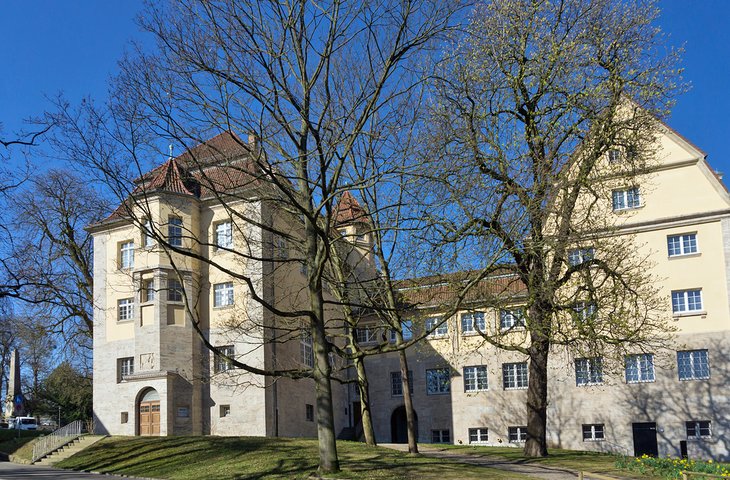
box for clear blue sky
[1,0,729,174]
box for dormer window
[608,149,621,163]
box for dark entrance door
[390,406,418,443]
[632,422,658,457]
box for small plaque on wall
[177,407,190,418]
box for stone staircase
[34,435,106,466]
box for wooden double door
[139,400,160,436]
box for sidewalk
[380,444,629,480]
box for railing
[31,420,84,463]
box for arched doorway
[390,406,418,443]
[138,388,160,436]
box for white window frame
[213,345,235,373]
[500,309,525,330]
[582,424,605,441]
[118,298,134,322]
[143,219,154,248]
[672,289,703,314]
[120,241,134,270]
[215,221,233,250]
[463,366,488,392]
[119,357,134,379]
[573,302,597,323]
[677,349,710,380]
[575,357,603,386]
[142,279,155,303]
[508,426,528,443]
[468,427,488,444]
[426,368,450,395]
[686,420,711,439]
[612,187,641,211]
[461,312,485,335]
[168,217,183,247]
[607,149,621,163]
[567,247,594,267]
[213,282,234,308]
[625,353,655,383]
[502,362,528,390]
[667,233,698,257]
[425,317,448,338]
[355,326,378,344]
[300,329,314,368]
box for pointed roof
[334,191,370,226]
[145,157,198,196]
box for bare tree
[428,0,681,457]
[50,0,459,473]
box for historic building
[90,124,730,460]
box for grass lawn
[442,445,662,479]
[55,436,532,480]
[0,429,44,462]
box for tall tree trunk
[398,346,418,453]
[524,334,550,457]
[354,356,376,445]
[311,317,340,473]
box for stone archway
[137,388,160,436]
[390,406,418,443]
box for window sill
[626,379,656,384]
[613,205,644,213]
[213,304,235,310]
[465,389,488,393]
[679,376,710,381]
[427,335,449,340]
[668,252,701,259]
[117,319,134,324]
[687,437,712,441]
[583,438,605,442]
[462,331,485,337]
[426,391,451,396]
[673,311,706,318]
[503,387,528,391]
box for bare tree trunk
[398,345,418,453]
[311,317,340,473]
[524,334,549,457]
[354,356,376,445]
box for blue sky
[1,0,729,175]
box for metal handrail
[31,420,84,463]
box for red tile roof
[334,191,370,226]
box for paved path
[0,462,154,480]
[380,444,626,480]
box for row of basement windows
[117,280,234,322]
[118,219,233,270]
[384,350,709,396]
[460,420,712,445]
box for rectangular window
[301,329,314,368]
[390,371,414,396]
[305,404,314,422]
[168,217,183,247]
[612,187,641,211]
[215,221,233,249]
[573,302,597,324]
[568,247,594,266]
[464,366,488,392]
[118,357,134,381]
[608,149,621,163]
[582,424,605,441]
[213,345,234,373]
[508,426,528,443]
[118,298,134,322]
[120,241,134,269]
[667,233,698,257]
[431,429,450,443]
[121,412,129,424]
[500,309,525,330]
[143,219,154,248]
[425,317,448,337]
[167,278,183,302]
[575,358,603,386]
[389,320,414,342]
[672,289,703,314]
[213,282,234,307]
[502,362,528,389]
[220,405,231,417]
[274,235,288,260]
[625,353,655,383]
[468,428,488,444]
[142,279,155,303]
[426,368,450,395]
[677,350,710,380]
[461,312,485,334]
[355,326,379,344]
[686,420,711,439]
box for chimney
[248,133,260,153]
